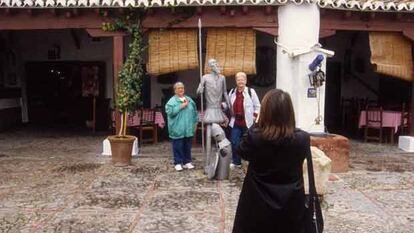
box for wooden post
[92,96,96,133]
[410,81,414,136]
[408,40,414,136]
[113,35,124,134]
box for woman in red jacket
[232,89,309,233]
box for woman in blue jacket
[165,82,198,171]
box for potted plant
[103,11,145,166]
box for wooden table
[359,110,405,144]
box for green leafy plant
[102,10,145,137]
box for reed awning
[204,28,256,77]
[369,32,413,81]
[147,29,198,76]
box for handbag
[305,149,324,233]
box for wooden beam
[403,29,414,41]
[102,9,109,17]
[86,28,127,37]
[65,11,72,18]
[320,11,414,32]
[360,12,370,22]
[72,9,79,16]
[3,8,414,35]
[70,29,81,49]
[113,35,124,134]
[0,12,106,30]
[265,6,272,15]
[196,7,202,15]
[320,29,336,38]
[49,8,58,16]
[147,8,155,15]
[394,13,403,21]
[143,7,278,28]
[254,27,277,36]
[220,6,226,15]
[343,11,352,19]
[242,6,248,15]
[230,9,236,17]
[410,81,414,136]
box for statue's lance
[198,18,205,156]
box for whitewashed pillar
[277,3,326,133]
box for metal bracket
[274,38,335,58]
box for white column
[277,3,326,133]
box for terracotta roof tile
[0,0,413,12]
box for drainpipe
[276,3,333,133]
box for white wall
[277,3,325,133]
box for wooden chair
[138,108,158,145]
[399,103,410,135]
[364,105,383,143]
[340,98,353,131]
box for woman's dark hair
[257,89,296,140]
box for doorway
[26,61,109,129]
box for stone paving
[0,127,413,233]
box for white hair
[235,72,247,80]
[173,82,184,90]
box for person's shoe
[183,163,195,169]
[230,163,242,169]
[174,164,183,171]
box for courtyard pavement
[0,127,413,233]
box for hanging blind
[147,29,198,75]
[204,28,256,77]
[369,32,413,81]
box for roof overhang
[0,0,413,13]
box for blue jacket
[165,95,198,139]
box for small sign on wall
[307,88,317,98]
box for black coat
[232,127,310,233]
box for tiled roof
[0,0,413,12]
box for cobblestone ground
[0,127,413,233]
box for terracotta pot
[107,135,136,167]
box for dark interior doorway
[26,61,110,130]
[325,61,342,134]
[378,74,412,107]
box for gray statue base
[206,151,219,179]
[204,123,232,180]
[215,149,232,180]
